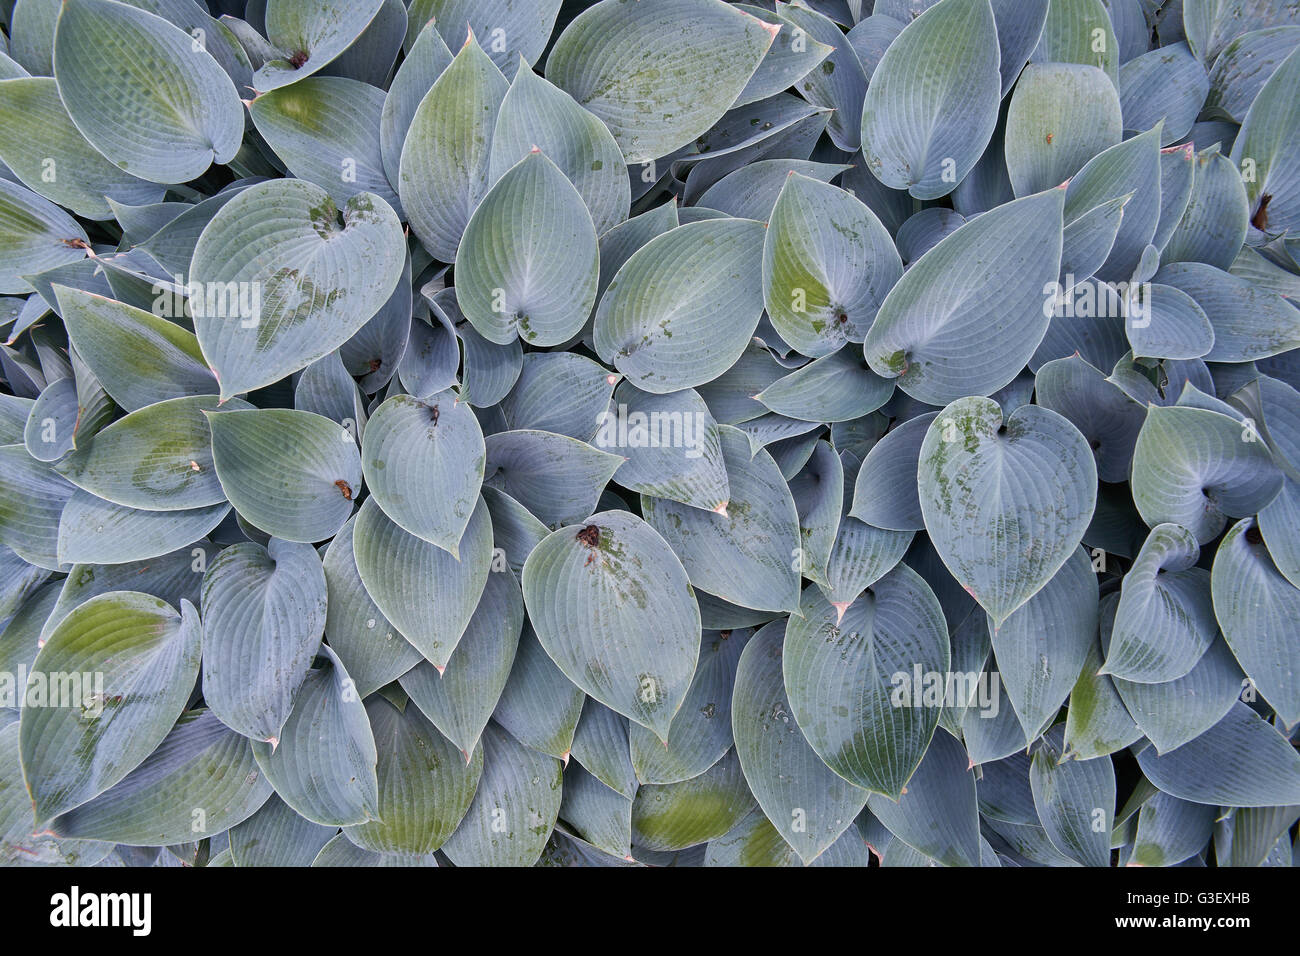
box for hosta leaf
[1162,147,1249,270]
[254,0,385,91]
[312,833,437,867]
[1118,43,1208,143]
[54,396,240,512]
[441,722,563,867]
[1154,142,1196,250]
[1136,702,1300,806]
[0,77,163,219]
[1029,728,1114,867]
[481,485,548,575]
[1129,404,1282,544]
[697,159,850,221]
[1155,262,1300,364]
[822,453,914,607]
[1205,25,1300,123]
[630,628,748,785]
[1184,0,1300,63]
[352,495,492,669]
[320,517,421,699]
[1229,38,1300,236]
[642,426,801,615]
[629,748,754,852]
[1129,792,1217,867]
[1005,64,1122,197]
[734,5,834,108]
[56,493,229,566]
[1104,523,1216,683]
[777,2,867,151]
[546,0,775,164]
[200,538,325,743]
[190,180,405,399]
[1030,0,1119,86]
[489,61,629,236]
[1112,630,1244,756]
[484,429,622,528]
[762,173,902,359]
[399,35,508,263]
[249,77,401,215]
[1,722,114,866]
[523,510,700,741]
[228,793,336,867]
[858,0,1000,199]
[850,412,938,532]
[570,701,637,801]
[379,18,452,188]
[500,353,616,443]
[863,188,1065,405]
[783,569,949,798]
[867,729,980,867]
[455,150,598,347]
[206,408,361,543]
[598,382,733,515]
[400,568,524,759]
[405,0,562,78]
[594,219,766,394]
[0,181,88,294]
[1062,637,1143,760]
[1033,355,1143,482]
[1211,518,1300,727]
[53,0,242,184]
[49,709,271,844]
[559,762,633,859]
[492,623,584,760]
[917,397,1097,624]
[250,645,378,827]
[991,547,1098,741]
[731,620,868,864]
[1063,126,1162,283]
[0,445,76,570]
[20,591,201,822]
[343,696,484,854]
[361,392,484,554]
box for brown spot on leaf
[1252,193,1272,231]
[1245,525,1264,546]
[288,50,310,68]
[335,479,353,500]
[576,524,601,548]
[1045,133,1053,144]
[367,358,382,373]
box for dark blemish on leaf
[835,310,848,324]
[719,630,731,640]
[1245,525,1264,545]
[1252,194,1272,231]
[1045,133,1053,144]
[288,50,310,68]
[576,524,601,548]
[821,60,835,75]
[367,358,382,373]
[335,480,353,500]
[1090,438,1101,451]
[429,404,440,426]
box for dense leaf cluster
[1,0,1299,868]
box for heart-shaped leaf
[522,510,701,741]
[918,397,1097,624]
[190,179,406,399]
[20,590,201,823]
